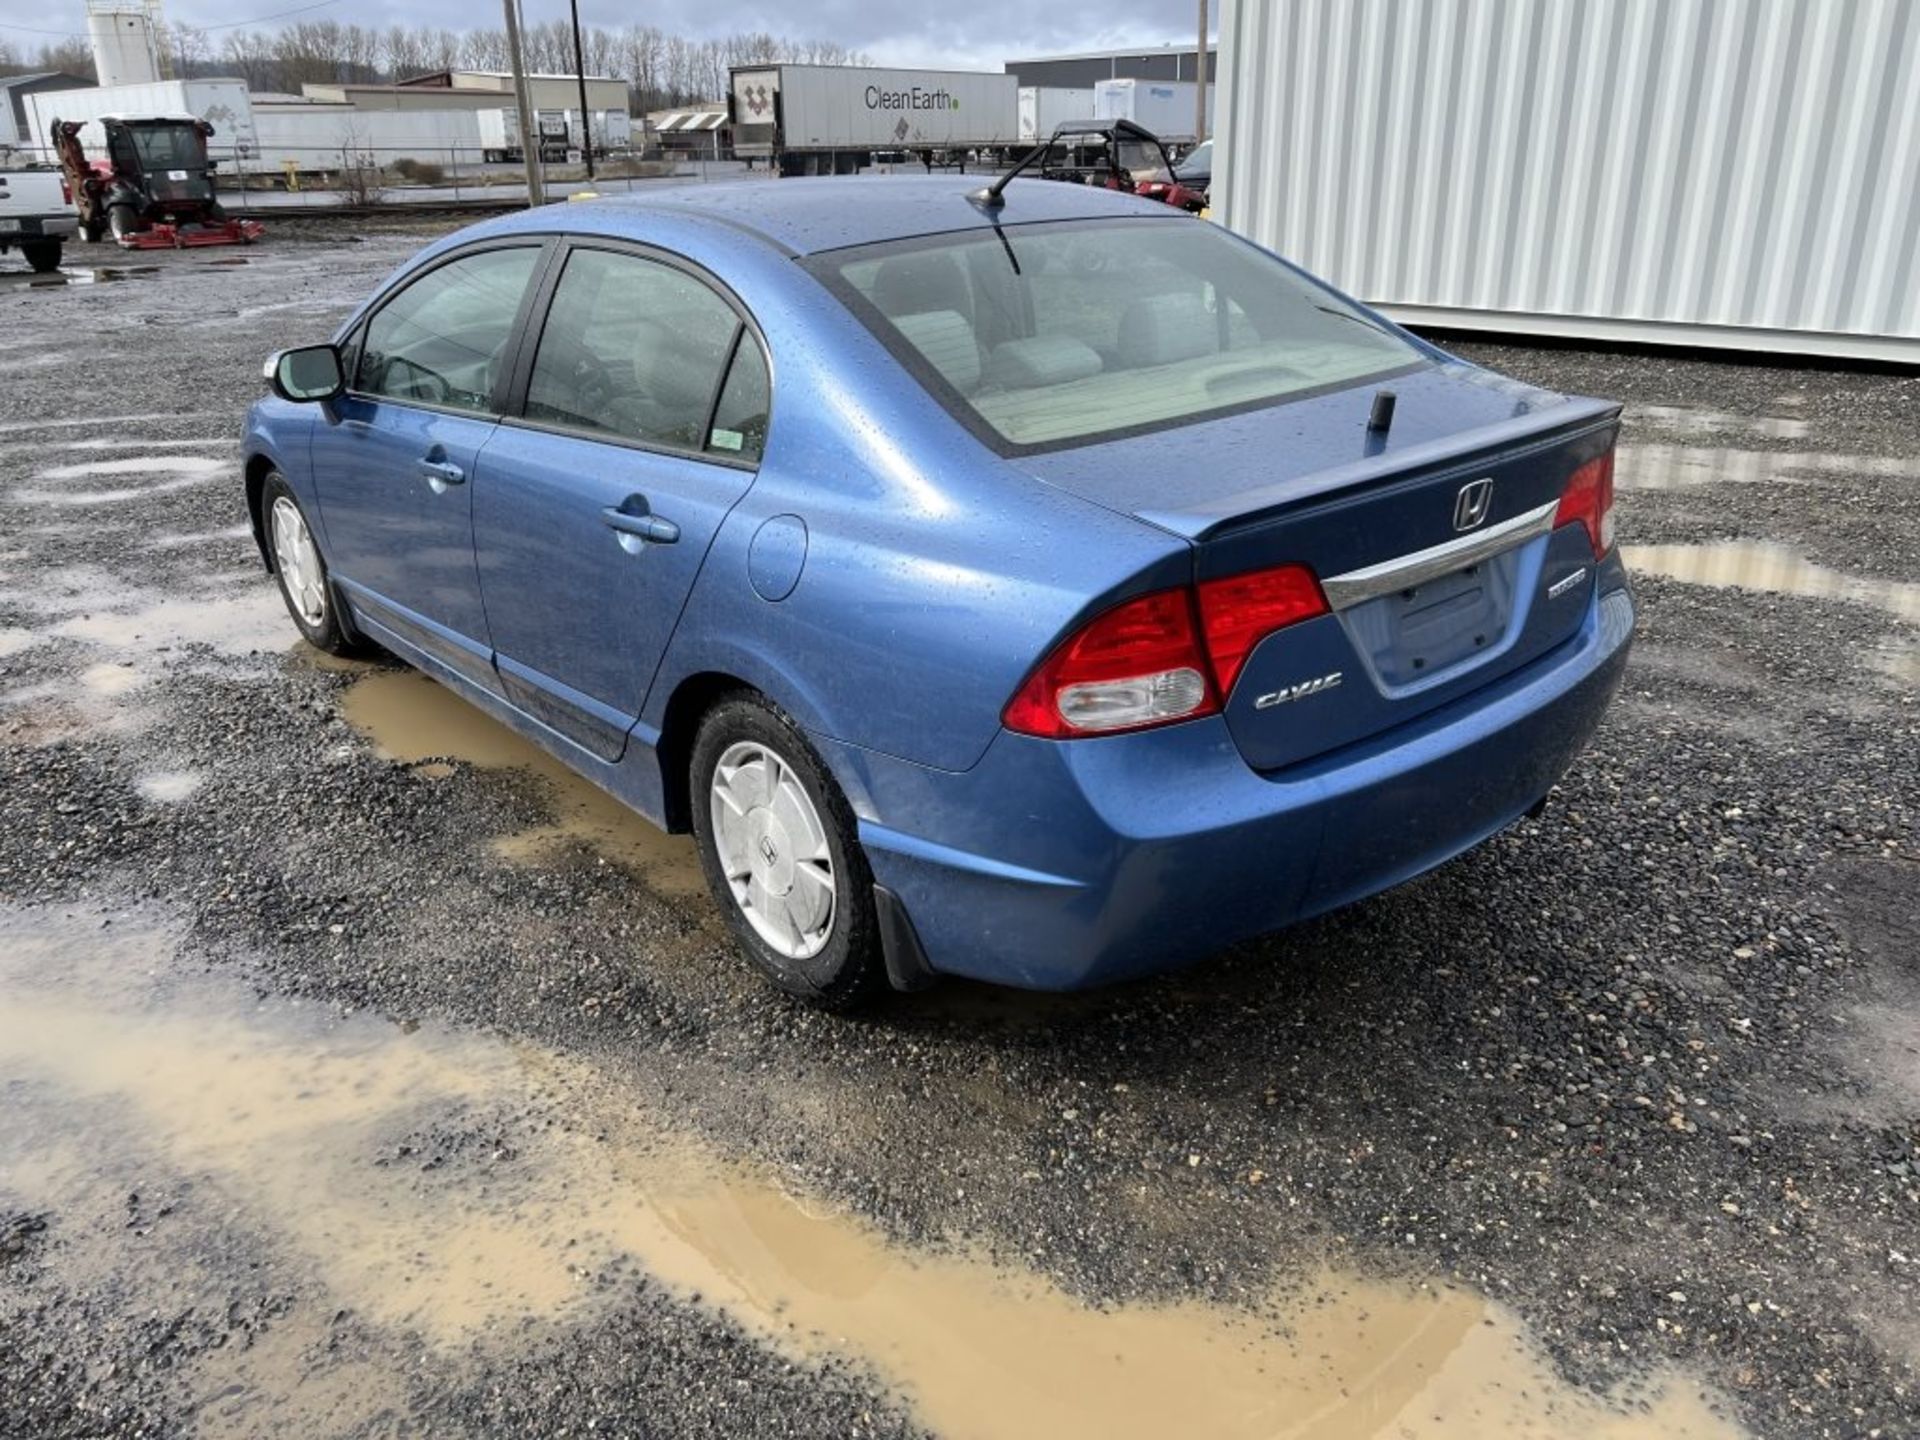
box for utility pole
[502,0,545,206]
[1195,0,1209,143]
[569,0,595,180]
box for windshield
[808,218,1422,451]
[127,125,206,171]
[1178,140,1211,177]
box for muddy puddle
[136,767,205,802]
[1624,404,1810,440]
[50,586,290,656]
[0,409,224,436]
[11,453,232,506]
[1624,541,1920,624]
[0,263,159,289]
[1614,443,1920,491]
[342,668,705,896]
[0,905,1744,1439]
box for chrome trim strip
[1320,499,1561,611]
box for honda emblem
[1453,478,1494,532]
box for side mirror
[264,344,344,403]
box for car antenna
[1367,389,1397,434]
[970,139,1047,210]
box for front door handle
[418,457,465,493]
[601,504,680,547]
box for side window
[525,248,741,453]
[355,246,539,413]
[706,337,770,463]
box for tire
[21,240,61,273]
[108,204,139,241]
[691,694,885,1009]
[261,473,363,656]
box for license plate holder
[1343,552,1521,688]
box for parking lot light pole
[1195,0,1209,143]
[503,0,546,206]
[570,0,595,180]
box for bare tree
[167,23,212,78]
[34,38,98,80]
[383,25,426,80]
[68,20,868,103]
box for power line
[1,0,340,41]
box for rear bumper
[829,576,1634,991]
[0,216,76,240]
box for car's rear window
[806,218,1423,452]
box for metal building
[1215,0,1920,363]
[1005,44,1215,89]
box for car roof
[514,174,1182,257]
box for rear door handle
[418,457,465,491]
[601,505,680,547]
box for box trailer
[730,64,1018,174]
[1214,0,1920,363]
[561,109,632,157]
[1018,86,1095,142]
[245,103,481,177]
[27,80,257,165]
[1090,79,1211,144]
[477,107,571,164]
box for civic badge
[1453,478,1494,532]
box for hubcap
[709,740,835,962]
[270,494,327,629]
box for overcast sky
[2,0,1215,71]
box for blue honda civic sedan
[244,175,1632,1006]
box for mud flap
[875,884,938,992]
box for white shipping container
[27,80,257,163]
[1214,0,1920,363]
[1090,79,1211,142]
[730,65,1018,154]
[1018,86,1095,142]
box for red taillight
[1556,450,1616,558]
[60,178,73,205]
[1002,587,1218,738]
[1004,563,1331,739]
[1196,564,1328,696]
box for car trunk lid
[1015,364,1620,770]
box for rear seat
[1116,292,1218,369]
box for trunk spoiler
[1134,396,1621,542]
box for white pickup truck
[0,165,79,274]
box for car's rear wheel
[21,240,61,274]
[263,473,362,656]
[691,694,884,1009]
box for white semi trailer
[1017,86,1095,143]
[1090,78,1212,145]
[246,103,483,178]
[26,79,257,164]
[478,107,573,164]
[729,64,1018,175]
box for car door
[472,242,769,761]
[312,241,546,689]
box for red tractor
[1033,119,1208,211]
[51,114,263,250]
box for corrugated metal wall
[1215,0,1920,360]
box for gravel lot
[0,221,1914,1439]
